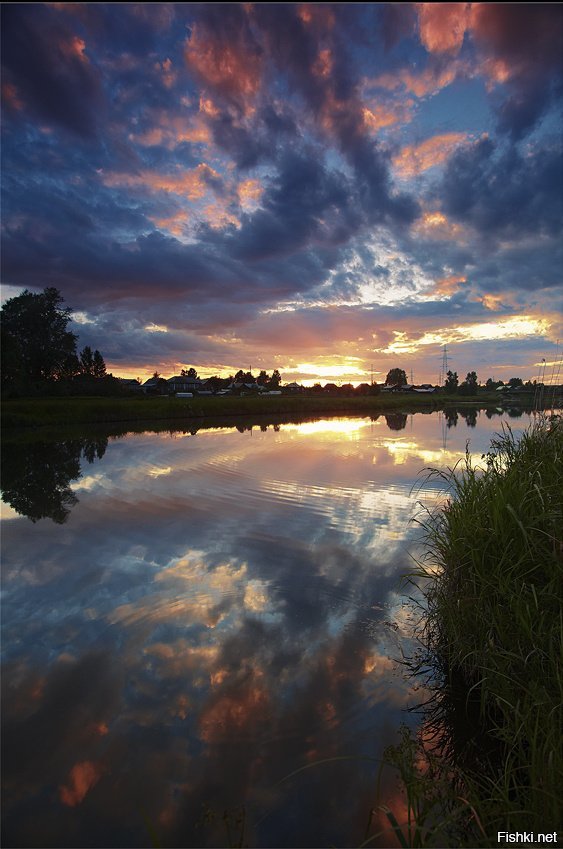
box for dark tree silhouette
[459,371,479,395]
[444,370,459,392]
[385,368,407,386]
[385,412,408,430]
[1,287,78,387]
[0,436,107,523]
[92,350,107,378]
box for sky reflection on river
[0,409,541,847]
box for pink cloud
[417,3,471,55]
[185,20,262,104]
[369,61,463,99]
[393,132,469,177]
[59,761,102,807]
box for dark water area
[0,408,544,848]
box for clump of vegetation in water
[384,416,562,846]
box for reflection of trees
[444,410,458,428]
[1,436,107,523]
[460,408,478,427]
[385,413,408,431]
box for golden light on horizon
[144,323,168,333]
[381,315,550,356]
[295,361,366,379]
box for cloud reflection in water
[0,411,539,847]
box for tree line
[386,367,533,394]
[2,287,536,398]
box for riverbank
[388,416,562,846]
[0,391,533,429]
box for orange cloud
[480,293,504,311]
[413,209,467,241]
[201,201,240,230]
[417,3,471,55]
[199,95,220,118]
[103,162,220,199]
[362,103,406,132]
[155,57,176,89]
[59,34,89,62]
[370,62,462,99]
[238,178,264,211]
[2,82,24,111]
[432,275,467,297]
[185,22,262,103]
[130,112,211,149]
[59,761,102,807]
[297,4,336,30]
[313,48,333,79]
[150,210,191,237]
[393,132,468,177]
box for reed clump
[407,415,562,842]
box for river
[0,407,541,848]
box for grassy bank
[0,391,524,429]
[388,416,562,846]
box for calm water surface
[0,409,539,848]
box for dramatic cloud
[1,3,561,383]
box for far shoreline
[1,390,550,432]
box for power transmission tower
[438,345,449,386]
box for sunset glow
[1,3,561,384]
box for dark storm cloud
[468,241,563,295]
[471,3,563,139]
[442,138,563,239]
[377,3,417,52]
[231,148,355,260]
[250,4,419,225]
[1,5,104,138]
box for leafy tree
[257,370,268,385]
[269,369,281,388]
[444,370,459,392]
[385,368,407,386]
[459,371,479,396]
[1,287,78,386]
[507,377,523,388]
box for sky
[1,3,562,385]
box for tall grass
[400,415,562,843]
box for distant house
[142,376,168,395]
[284,382,303,392]
[228,381,262,392]
[412,385,437,394]
[167,375,204,394]
[117,378,142,393]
